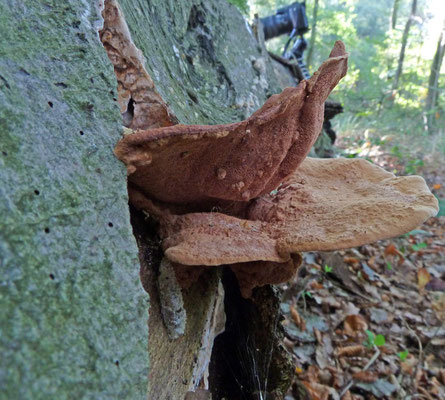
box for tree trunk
[306,0,320,70]
[425,18,445,131]
[0,1,148,398]
[390,0,401,30]
[2,0,303,398]
[393,0,417,90]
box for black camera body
[260,2,309,41]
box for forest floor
[282,136,445,400]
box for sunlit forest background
[230,0,445,171]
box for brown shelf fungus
[115,41,439,298]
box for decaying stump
[102,1,438,399]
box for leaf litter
[281,149,445,400]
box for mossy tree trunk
[0,1,148,399]
[1,0,313,398]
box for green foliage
[227,0,249,14]
[364,330,386,348]
[251,0,445,156]
[398,350,409,361]
[411,242,427,251]
[324,264,333,273]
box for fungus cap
[115,42,348,205]
[160,157,438,265]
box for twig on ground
[339,346,381,397]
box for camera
[260,2,309,41]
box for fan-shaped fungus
[115,41,438,298]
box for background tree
[306,0,320,70]
[393,0,418,90]
[425,18,445,131]
[390,0,401,30]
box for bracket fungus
[115,41,438,298]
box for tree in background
[242,0,444,150]
[425,18,445,131]
[393,0,418,90]
[306,0,320,70]
[390,0,401,30]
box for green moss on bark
[0,1,148,399]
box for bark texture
[0,1,148,399]
[105,0,294,398]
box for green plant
[411,242,427,251]
[324,264,333,273]
[397,350,409,361]
[386,261,393,271]
[404,158,424,175]
[364,330,386,349]
[227,0,249,14]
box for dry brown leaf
[310,281,324,290]
[317,369,332,385]
[384,242,406,265]
[367,256,377,269]
[341,390,353,400]
[384,243,398,256]
[326,366,345,389]
[401,354,418,375]
[432,293,445,322]
[418,385,434,400]
[337,345,365,357]
[344,256,360,265]
[290,305,306,331]
[417,267,431,291]
[344,314,368,335]
[429,377,441,396]
[439,369,445,385]
[314,327,322,345]
[300,381,324,400]
[301,381,332,400]
[352,371,378,383]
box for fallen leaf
[337,345,365,357]
[384,243,405,264]
[384,243,398,256]
[290,305,306,331]
[356,378,397,397]
[301,381,335,400]
[432,293,445,321]
[369,308,390,324]
[439,369,445,385]
[360,262,378,281]
[401,354,418,375]
[417,267,431,291]
[344,314,368,335]
[343,256,360,265]
[426,277,445,292]
[310,281,324,290]
[352,371,378,383]
[341,391,352,400]
[433,183,442,190]
[293,345,315,364]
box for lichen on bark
[0,1,148,398]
